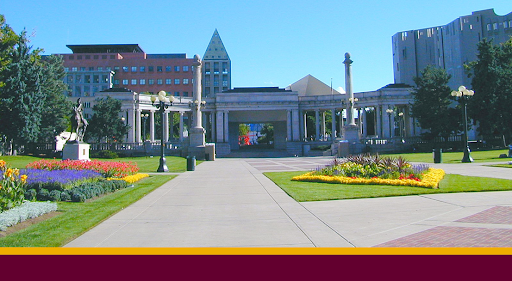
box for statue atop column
[343,52,360,142]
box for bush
[49,190,61,202]
[60,190,71,202]
[0,162,27,212]
[71,192,86,203]
[37,189,50,201]
[24,189,37,201]
[91,150,119,159]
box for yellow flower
[20,174,28,183]
[292,168,445,189]
[5,168,13,178]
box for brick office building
[59,44,195,99]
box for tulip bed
[292,154,445,189]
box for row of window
[115,78,190,86]
[486,20,512,31]
[67,74,110,84]
[65,65,192,72]
[68,55,116,60]
[122,65,190,73]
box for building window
[493,23,498,30]
[93,75,99,83]
[77,55,82,60]
[131,79,137,85]
[157,79,163,85]
[80,67,86,71]
[132,66,137,72]
[174,92,180,96]
[102,55,107,59]
[166,79,172,85]
[148,66,154,72]
[84,75,91,83]
[69,55,74,60]
[98,67,103,71]
[165,66,171,72]
[149,79,154,85]
[174,66,180,72]
[183,66,189,72]
[85,55,90,59]
[88,67,94,71]
[114,79,119,85]
[487,24,492,31]
[140,79,146,85]
[71,67,77,72]
[122,79,128,85]
[140,66,145,72]
[123,66,129,72]
[183,79,189,85]
[183,92,189,97]
[157,66,163,72]
[174,79,180,85]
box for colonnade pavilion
[89,74,420,157]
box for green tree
[38,55,72,142]
[0,32,45,153]
[0,15,19,83]
[86,96,130,143]
[257,123,274,145]
[466,38,512,143]
[411,65,461,140]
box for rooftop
[222,87,292,93]
[66,44,145,54]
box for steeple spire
[204,29,229,60]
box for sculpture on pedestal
[70,98,88,142]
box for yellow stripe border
[1,247,512,255]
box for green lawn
[264,171,512,202]
[0,174,174,247]
[0,155,200,173]
[382,149,509,163]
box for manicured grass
[264,171,512,202]
[489,164,512,168]
[0,175,174,247]
[382,149,509,163]
[0,155,199,173]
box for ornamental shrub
[60,190,71,202]
[24,189,37,201]
[71,192,86,203]
[37,189,50,201]
[49,190,61,202]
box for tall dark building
[202,29,231,97]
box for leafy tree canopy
[86,96,130,143]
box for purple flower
[20,169,102,185]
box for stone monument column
[189,54,206,148]
[343,52,360,142]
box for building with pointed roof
[286,74,345,96]
[202,29,231,97]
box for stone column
[179,112,184,143]
[331,108,336,141]
[390,107,395,138]
[216,111,224,142]
[321,111,326,140]
[292,109,300,141]
[149,110,155,142]
[162,111,168,142]
[189,54,206,148]
[286,110,292,141]
[127,109,135,143]
[211,111,216,142]
[315,109,320,140]
[343,52,359,141]
[135,110,142,143]
[223,111,229,144]
[375,106,382,138]
[169,112,174,141]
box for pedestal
[189,127,206,147]
[62,141,90,161]
[344,125,360,142]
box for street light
[386,108,394,138]
[141,113,149,142]
[451,85,475,163]
[151,91,175,172]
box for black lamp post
[151,91,175,172]
[141,113,149,142]
[451,86,475,163]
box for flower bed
[292,154,446,189]
[0,161,27,212]
[26,159,139,178]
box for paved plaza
[65,156,512,248]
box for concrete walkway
[65,157,512,247]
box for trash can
[187,156,196,171]
[433,148,442,163]
[509,145,512,158]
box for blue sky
[1,0,510,92]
